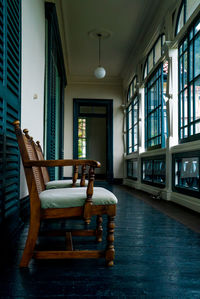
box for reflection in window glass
[142,157,166,186]
[127,159,138,180]
[174,156,199,191]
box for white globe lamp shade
[94,66,106,79]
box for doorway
[73,99,113,181]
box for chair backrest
[34,141,50,185]
[13,121,45,195]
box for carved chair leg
[20,217,40,267]
[96,215,103,242]
[105,216,115,267]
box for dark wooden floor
[1,183,200,298]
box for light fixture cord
[98,34,101,66]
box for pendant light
[94,33,106,79]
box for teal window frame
[142,155,166,187]
[143,35,165,79]
[126,76,139,154]
[178,15,200,142]
[175,0,200,36]
[173,151,200,198]
[145,63,168,149]
[127,159,138,180]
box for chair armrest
[24,159,101,168]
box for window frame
[178,13,200,143]
[143,34,165,80]
[141,155,166,188]
[172,150,200,198]
[126,76,139,154]
[145,63,168,150]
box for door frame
[73,98,113,181]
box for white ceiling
[60,0,177,84]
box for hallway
[1,184,200,297]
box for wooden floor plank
[1,183,200,297]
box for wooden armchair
[13,120,117,267]
[23,128,88,189]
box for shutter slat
[7,3,19,28]
[0,0,21,226]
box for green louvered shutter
[0,0,21,231]
[45,3,66,181]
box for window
[176,0,200,35]
[78,118,87,159]
[143,35,165,79]
[126,76,139,154]
[145,62,168,149]
[127,159,138,180]
[173,151,200,197]
[142,156,166,187]
[178,16,200,142]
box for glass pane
[133,160,138,177]
[179,56,183,91]
[183,52,188,88]
[148,50,154,72]
[79,106,106,114]
[128,108,132,128]
[194,35,200,77]
[78,118,87,158]
[194,78,200,120]
[190,83,194,122]
[189,43,193,81]
[177,6,184,34]
[155,38,161,64]
[180,92,183,127]
[144,62,147,78]
[129,129,132,148]
[195,122,200,133]
[194,19,200,34]
[186,0,200,22]
[184,126,188,138]
[184,89,188,125]
[189,28,194,40]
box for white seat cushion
[39,187,118,209]
[46,179,88,189]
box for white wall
[20,0,45,198]
[64,83,124,178]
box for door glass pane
[78,118,87,159]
